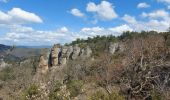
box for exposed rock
[84,46,92,57]
[60,46,68,65]
[80,46,92,58]
[66,46,73,59]
[38,55,48,74]
[71,44,81,60]
[118,43,125,52]
[51,44,61,66]
[109,43,119,54]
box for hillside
[1,31,170,100]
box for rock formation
[66,46,73,59]
[109,42,124,54]
[80,46,92,58]
[48,44,92,67]
[60,46,68,65]
[71,44,81,60]
[51,44,61,66]
[38,55,48,74]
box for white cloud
[0,11,12,23]
[108,25,133,33]
[168,5,170,9]
[0,25,133,46]
[81,27,104,32]
[70,8,84,17]
[157,0,170,3]
[141,9,169,20]
[8,8,43,23]
[86,1,118,20]
[122,14,137,24]
[122,13,170,32]
[60,27,68,32]
[0,0,8,3]
[0,8,43,24]
[137,2,150,8]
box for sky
[0,0,170,46]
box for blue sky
[0,0,170,46]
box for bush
[66,80,83,97]
[0,67,15,81]
[49,81,63,100]
[22,84,40,99]
[89,90,125,100]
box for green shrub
[151,91,165,100]
[0,67,15,81]
[89,91,109,100]
[22,84,40,99]
[66,80,83,97]
[49,81,63,100]
[89,90,125,100]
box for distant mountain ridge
[0,44,11,51]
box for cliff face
[36,44,93,76]
[49,44,93,67]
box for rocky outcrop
[66,46,73,59]
[80,46,92,58]
[48,44,92,67]
[109,42,124,54]
[38,55,48,74]
[51,44,61,66]
[60,46,68,65]
[71,44,81,60]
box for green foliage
[66,80,83,97]
[89,90,125,100]
[0,67,15,81]
[49,81,63,100]
[151,91,165,100]
[20,84,40,100]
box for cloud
[0,8,43,24]
[70,8,84,17]
[108,25,133,34]
[0,25,133,46]
[60,27,68,32]
[122,14,137,24]
[167,5,170,10]
[122,13,170,32]
[137,2,150,8]
[86,1,118,21]
[141,9,169,20]
[157,0,170,3]
[0,0,8,3]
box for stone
[66,46,73,59]
[85,46,92,57]
[80,46,92,58]
[71,44,81,60]
[109,43,119,54]
[38,55,48,74]
[60,46,68,65]
[51,44,61,66]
